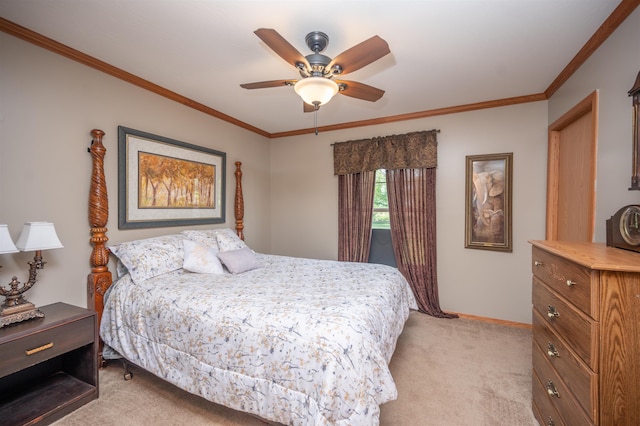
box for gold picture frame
[465,153,513,252]
[118,126,226,229]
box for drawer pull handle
[547,305,560,319]
[25,342,54,356]
[546,380,560,398]
[547,342,560,358]
[534,260,543,266]
[566,280,576,287]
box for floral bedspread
[100,253,417,425]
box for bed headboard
[87,129,244,365]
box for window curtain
[334,131,437,174]
[334,129,456,317]
[387,167,456,317]
[337,171,375,262]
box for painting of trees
[138,151,216,209]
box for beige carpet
[53,312,537,425]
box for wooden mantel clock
[629,70,640,190]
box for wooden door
[546,92,598,241]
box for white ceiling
[0,0,623,135]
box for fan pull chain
[314,102,320,135]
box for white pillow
[217,246,260,274]
[182,239,224,274]
[180,229,220,251]
[115,259,129,278]
[109,234,185,284]
[215,228,248,252]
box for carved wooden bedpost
[234,161,244,240]
[87,129,111,367]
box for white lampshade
[15,222,63,251]
[294,77,339,106]
[0,224,19,254]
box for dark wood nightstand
[0,303,98,425]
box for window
[372,169,389,229]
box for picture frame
[118,126,226,229]
[465,152,512,252]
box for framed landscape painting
[118,126,226,229]
[465,152,512,252]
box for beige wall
[0,33,271,310]
[548,7,640,240]
[2,7,638,324]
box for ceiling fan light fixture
[294,77,339,106]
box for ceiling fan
[240,28,390,112]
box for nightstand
[0,303,98,425]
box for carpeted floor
[53,312,537,425]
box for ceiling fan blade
[254,28,310,70]
[328,36,390,75]
[336,80,385,102]
[240,79,296,89]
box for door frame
[546,91,598,240]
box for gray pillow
[217,246,260,274]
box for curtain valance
[333,129,438,175]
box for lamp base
[0,300,44,328]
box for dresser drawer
[532,246,596,319]
[532,278,598,370]
[533,345,594,425]
[0,316,95,378]
[533,369,565,426]
[532,309,597,421]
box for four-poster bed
[86,129,416,425]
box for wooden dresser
[530,240,640,426]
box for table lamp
[0,222,63,327]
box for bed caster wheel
[121,360,133,380]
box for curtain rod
[331,129,440,146]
